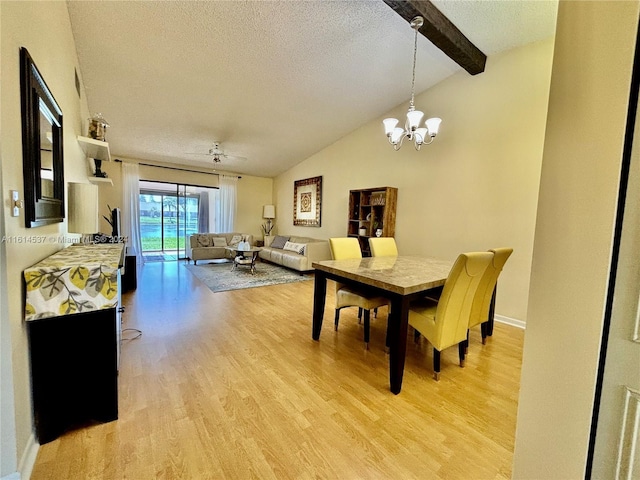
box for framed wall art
[293,176,322,227]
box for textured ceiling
[67,0,558,178]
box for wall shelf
[77,135,111,162]
[89,176,113,186]
[347,187,397,256]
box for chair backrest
[368,237,398,257]
[468,247,514,329]
[329,237,362,260]
[431,252,494,350]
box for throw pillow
[196,234,211,247]
[270,235,290,249]
[212,237,227,247]
[283,241,306,255]
[229,234,242,246]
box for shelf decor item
[293,176,322,227]
[88,113,109,141]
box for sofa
[259,235,331,272]
[186,233,254,264]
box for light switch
[11,190,22,217]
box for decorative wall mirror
[20,47,64,227]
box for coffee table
[225,246,262,274]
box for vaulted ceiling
[67,0,558,178]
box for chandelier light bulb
[425,117,442,137]
[383,118,400,136]
[406,110,424,131]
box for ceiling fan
[187,142,247,164]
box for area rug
[184,261,313,293]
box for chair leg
[481,322,488,344]
[363,309,371,349]
[433,348,441,381]
[334,309,340,331]
[358,307,363,324]
[458,342,466,367]
[465,330,470,354]
[373,307,378,318]
[487,287,497,336]
[414,328,421,343]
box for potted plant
[373,221,383,237]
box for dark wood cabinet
[26,259,123,444]
[28,306,120,444]
[347,187,398,256]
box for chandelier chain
[410,25,418,110]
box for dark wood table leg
[389,296,410,394]
[312,272,327,340]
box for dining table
[311,255,453,394]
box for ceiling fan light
[425,117,442,136]
[383,118,399,136]
[406,110,424,131]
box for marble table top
[312,255,453,296]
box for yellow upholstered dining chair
[467,247,513,347]
[368,237,398,257]
[409,251,493,380]
[329,238,390,349]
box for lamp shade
[68,182,98,234]
[263,204,275,219]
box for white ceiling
[67,0,558,178]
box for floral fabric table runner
[24,244,124,321]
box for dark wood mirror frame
[20,47,65,228]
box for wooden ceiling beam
[383,0,486,75]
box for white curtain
[122,162,144,263]
[198,191,209,233]
[214,175,237,232]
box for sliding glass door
[139,181,216,261]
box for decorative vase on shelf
[359,227,367,236]
[375,229,383,237]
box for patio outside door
[139,182,201,260]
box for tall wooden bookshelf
[347,187,397,256]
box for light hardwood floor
[30,260,524,479]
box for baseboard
[16,433,38,480]
[495,314,526,330]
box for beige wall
[0,1,91,474]
[274,38,554,322]
[99,159,273,239]
[512,1,640,477]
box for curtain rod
[114,159,241,178]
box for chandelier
[383,16,442,151]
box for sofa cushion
[283,241,306,255]
[229,234,242,246]
[196,234,211,247]
[212,237,227,247]
[270,235,290,249]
